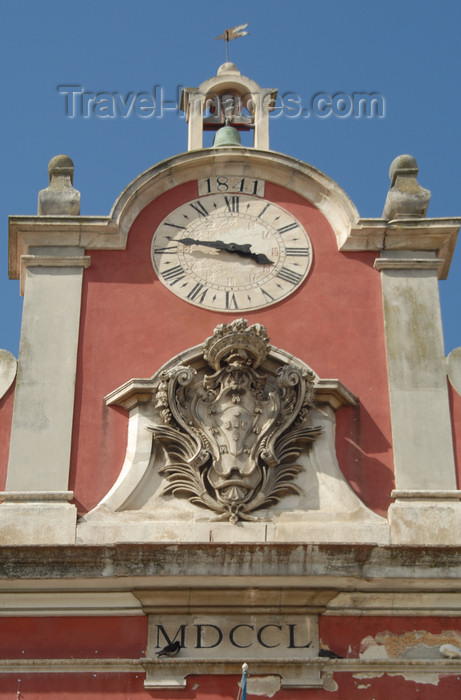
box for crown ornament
[202,319,270,371]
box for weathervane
[215,23,249,62]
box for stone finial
[38,155,80,215]
[382,154,431,220]
[217,62,241,75]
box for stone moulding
[9,150,460,294]
[0,656,460,692]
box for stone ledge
[392,490,461,500]
[374,257,444,273]
[1,588,460,617]
[19,254,91,294]
[0,656,459,679]
[0,543,460,588]
[0,490,74,502]
[389,499,461,545]
[0,501,77,545]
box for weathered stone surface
[0,543,461,585]
[447,346,461,395]
[0,350,16,399]
[389,498,461,545]
[0,501,76,545]
[379,251,457,492]
[145,611,320,688]
[382,154,431,220]
[38,155,80,215]
[5,255,88,495]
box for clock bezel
[151,185,313,312]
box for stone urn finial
[38,154,80,215]
[382,154,431,220]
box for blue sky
[1,0,460,355]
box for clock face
[151,192,312,312]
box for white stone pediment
[78,321,388,544]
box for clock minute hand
[180,237,273,265]
[181,238,242,253]
[180,237,223,250]
[225,243,274,265]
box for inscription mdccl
[147,614,319,660]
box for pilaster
[375,250,461,543]
[186,93,204,150]
[0,248,90,544]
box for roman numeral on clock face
[187,282,208,303]
[190,201,208,217]
[225,291,239,309]
[285,247,310,257]
[153,245,178,255]
[163,221,186,230]
[278,222,299,235]
[257,203,270,218]
[276,267,303,285]
[261,288,275,303]
[152,193,313,312]
[161,264,187,286]
[224,195,240,213]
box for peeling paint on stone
[322,671,338,692]
[359,630,461,659]
[388,671,440,686]
[353,672,385,680]
[359,636,387,659]
[246,676,280,697]
[354,672,442,688]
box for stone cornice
[8,216,117,279]
[0,656,459,675]
[9,148,359,278]
[343,217,460,279]
[9,150,460,280]
[1,588,461,618]
[0,543,460,589]
[374,257,444,273]
[19,254,91,293]
[0,490,74,502]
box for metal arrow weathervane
[216,23,249,62]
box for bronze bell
[212,123,242,147]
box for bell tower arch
[180,62,277,150]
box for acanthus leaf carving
[149,319,322,523]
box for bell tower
[180,62,277,149]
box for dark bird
[319,648,343,659]
[156,641,181,657]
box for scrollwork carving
[148,319,321,523]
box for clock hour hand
[180,237,273,265]
[180,237,225,251]
[223,242,274,265]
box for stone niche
[78,320,388,544]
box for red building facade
[1,62,461,698]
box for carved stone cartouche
[148,319,321,523]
